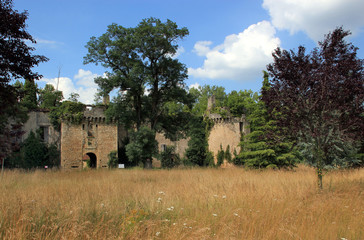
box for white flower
[156,232,161,236]
[222,195,227,199]
[234,213,239,217]
[100,203,105,208]
[157,197,162,203]
[213,195,218,198]
[212,213,218,217]
[159,191,165,195]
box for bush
[159,146,180,169]
[216,145,225,166]
[108,150,118,168]
[125,126,158,168]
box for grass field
[0,166,363,239]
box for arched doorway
[83,152,97,168]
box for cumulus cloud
[263,0,364,41]
[40,69,99,104]
[188,21,280,82]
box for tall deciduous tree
[84,18,190,166]
[0,0,48,165]
[264,28,364,189]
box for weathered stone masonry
[60,106,119,169]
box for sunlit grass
[0,166,363,239]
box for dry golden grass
[0,165,363,239]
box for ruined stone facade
[22,100,249,169]
[22,110,60,147]
[208,114,249,166]
[60,106,121,170]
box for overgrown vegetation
[159,145,180,169]
[5,130,60,169]
[0,167,363,239]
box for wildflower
[183,223,187,226]
[213,194,218,198]
[164,219,170,222]
[340,238,348,240]
[156,232,161,236]
[100,203,105,208]
[234,213,239,217]
[173,223,176,226]
[157,197,162,203]
[159,191,165,195]
[212,213,218,217]
[222,195,227,199]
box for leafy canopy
[264,27,363,188]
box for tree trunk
[317,166,323,190]
[144,158,152,169]
[1,157,4,177]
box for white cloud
[189,82,200,90]
[263,0,364,41]
[40,69,99,104]
[188,21,280,82]
[193,41,213,56]
[34,38,63,48]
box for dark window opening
[161,144,167,152]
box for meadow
[0,166,363,239]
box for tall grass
[0,166,363,239]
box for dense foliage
[84,18,192,166]
[238,72,299,169]
[125,126,158,168]
[0,0,48,161]
[263,27,364,188]
[184,116,214,167]
[5,130,60,169]
[159,145,181,169]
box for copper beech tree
[0,0,48,168]
[263,28,364,189]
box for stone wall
[60,106,118,170]
[208,116,249,166]
[155,133,189,158]
[22,110,60,147]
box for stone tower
[60,106,119,170]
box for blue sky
[14,0,364,104]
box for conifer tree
[238,72,298,169]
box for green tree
[239,72,298,169]
[22,79,38,110]
[225,90,259,117]
[184,116,213,166]
[84,18,191,166]
[190,85,226,116]
[125,126,158,168]
[5,130,60,169]
[0,0,48,165]
[264,28,364,189]
[38,84,63,109]
[159,145,180,169]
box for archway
[83,152,97,168]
